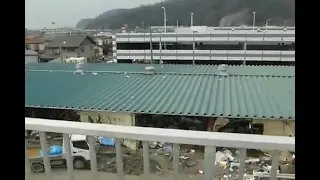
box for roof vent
[217,64,229,76]
[145,66,155,75]
[75,63,84,74]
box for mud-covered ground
[29,169,204,180]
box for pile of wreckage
[148,142,295,180]
[211,149,295,180]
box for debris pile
[97,152,162,175]
[199,148,295,180]
[97,144,295,179]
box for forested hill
[80,0,295,29]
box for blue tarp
[99,137,115,146]
[40,145,62,157]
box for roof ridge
[26,69,295,78]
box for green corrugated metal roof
[26,63,295,77]
[25,68,295,120]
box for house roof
[25,38,44,44]
[25,64,295,120]
[25,32,42,39]
[25,50,39,56]
[25,32,45,44]
[46,35,94,48]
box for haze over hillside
[77,0,295,29]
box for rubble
[184,160,197,167]
[245,158,260,163]
[97,151,162,175]
[149,142,158,149]
[96,143,295,178]
[215,151,230,163]
[179,156,190,160]
[211,148,295,179]
[163,143,174,152]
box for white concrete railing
[25,118,295,180]
[116,50,295,61]
[115,31,295,43]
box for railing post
[88,136,99,180]
[270,150,280,180]
[238,148,247,180]
[25,140,31,180]
[204,146,216,180]
[143,141,150,180]
[172,143,180,180]
[63,134,75,180]
[116,138,124,180]
[39,132,53,180]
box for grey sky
[26,0,163,29]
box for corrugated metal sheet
[25,70,295,120]
[26,63,295,77]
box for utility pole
[190,12,194,26]
[149,26,153,64]
[252,12,256,31]
[142,21,145,32]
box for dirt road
[29,169,204,180]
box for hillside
[83,0,295,29]
[76,18,93,29]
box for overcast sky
[26,0,163,29]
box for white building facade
[112,28,295,64]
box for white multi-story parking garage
[112,27,295,65]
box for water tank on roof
[217,64,229,76]
[75,63,84,74]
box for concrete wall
[26,43,46,51]
[62,51,79,61]
[79,111,138,150]
[39,44,46,51]
[45,48,78,61]
[252,119,295,137]
[253,119,295,160]
[25,56,39,63]
[116,49,295,61]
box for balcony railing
[25,117,295,180]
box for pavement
[29,169,204,180]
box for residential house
[45,35,97,62]
[25,50,39,63]
[92,34,113,57]
[25,33,46,54]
